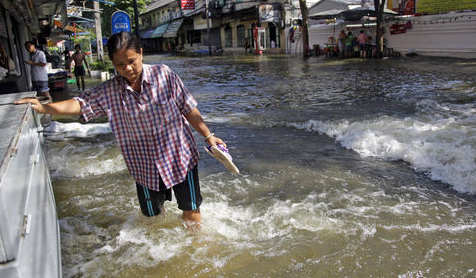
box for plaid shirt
[74,64,199,190]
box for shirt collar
[142,64,156,85]
[120,64,154,94]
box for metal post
[133,0,140,37]
[94,0,104,61]
[205,0,212,56]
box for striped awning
[163,18,184,38]
[151,22,169,38]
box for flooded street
[46,54,476,277]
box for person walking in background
[16,31,227,230]
[24,41,51,101]
[63,47,72,73]
[72,44,91,91]
[244,37,250,54]
[357,30,368,58]
[338,30,346,58]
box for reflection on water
[47,54,476,277]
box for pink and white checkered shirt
[74,64,199,190]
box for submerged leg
[183,209,201,230]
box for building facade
[139,0,299,54]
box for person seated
[325,37,335,57]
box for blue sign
[111,11,131,34]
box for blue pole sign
[111,11,131,34]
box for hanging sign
[181,0,195,10]
[259,4,281,24]
[111,11,131,34]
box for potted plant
[90,61,113,80]
[89,62,102,78]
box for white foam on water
[60,171,475,277]
[47,141,126,177]
[200,187,345,241]
[382,223,476,233]
[203,113,250,124]
[44,121,111,140]
[287,101,476,194]
[115,223,185,263]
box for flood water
[45,54,476,277]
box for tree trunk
[374,0,385,58]
[299,0,310,58]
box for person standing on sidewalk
[244,37,250,54]
[357,30,368,58]
[16,31,226,230]
[24,41,51,101]
[72,44,91,91]
[338,30,347,58]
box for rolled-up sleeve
[73,86,106,122]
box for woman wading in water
[16,31,226,230]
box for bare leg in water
[183,209,201,230]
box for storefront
[0,2,29,93]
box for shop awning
[140,28,155,39]
[151,22,169,38]
[163,18,184,38]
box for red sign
[390,24,406,35]
[181,0,195,10]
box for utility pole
[94,0,104,61]
[374,0,385,58]
[133,0,140,37]
[298,0,310,58]
[205,0,212,56]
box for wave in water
[47,141,126,178]
[45,121,125,177]
[288,102,476,194]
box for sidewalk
[49,75,108,123]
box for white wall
[384,12,476,59]
[307,11,476,59]
[309,22,345,50]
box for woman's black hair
[107,31,141,61]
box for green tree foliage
[73,0,150,38]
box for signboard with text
[111,11,131,34]
[259,4,281,24]
[181,0,195,10]
[416,0,476,14]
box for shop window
[187,30,201,45]
[224,26,232,47]
[237,25,245,47]
[9,15,22,76]
[247,29,253,48]
[0,7,13,73]
[267,25,280,48]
